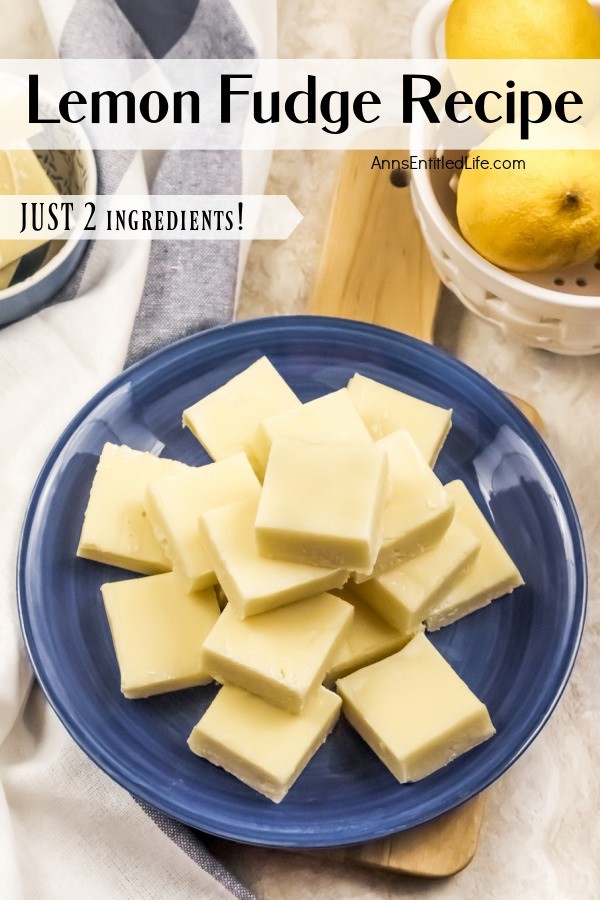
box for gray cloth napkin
[55,0,254,365]
[49,1,258,895]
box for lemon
[456,125,600,272]
[446,0,600,59]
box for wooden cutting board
[307,149,540,877]
[310,153,439,340]
[312,793,486,877]
[309,150,543,431]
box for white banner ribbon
[0,194,303,242]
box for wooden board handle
[309,150,440,341]
[310,793,486,878]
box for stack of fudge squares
[78,357,524,803]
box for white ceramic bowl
[0,91,97,327]
[410,0,600,355]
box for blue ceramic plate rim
[17,315,587,847]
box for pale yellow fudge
[353,519,481,634]
[255,436,388,573]
[0,148,59,268]
[426,481,524,631]
[252,388,372,476]
[347,374,452,466]
[146,452,261,592]
[183,357,300,473]
[77,443,190,574]
[337,633,495,783]
[188,683,342,802]
[325,587,413,686]
[0,85,44,145]
[101,573,220,698]
[199,498,348,617]
[0,259,18,290]
[355,429,454,580]
[201,592,353,713]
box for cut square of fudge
[77,443,189,575]
[355,429,454,579]
[325,587,414,685]
[252,388,372,476]
[353,519,480,633]
[199,498,348,617]
[347,373,452,466]
[426,480,524,631]
[337,633,495,783]
[188,684,341,802]
[183,356,300,473]
[201,592,353,712]
[101,572,220,697]
[255,436,388,573]
[145,452,261,592]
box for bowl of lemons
[410,0,600,355]
[0,84,97,327]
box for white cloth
[0,1,276,897]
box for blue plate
[18,316,586,847]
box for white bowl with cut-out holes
[410,0,600,355]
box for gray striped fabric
[56,2,258,895]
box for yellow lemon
[446,0,600,59]
[456,125,600,271]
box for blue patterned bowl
[0,94,97,327]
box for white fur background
[5,2,600,898]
